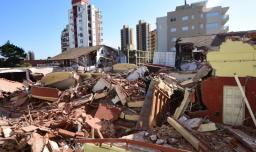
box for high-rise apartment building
[66,0,103,50]
[136,20,151,51]
[25,51,35,60]
[61,25,70,52]
[148,29,157,63]
[120,25,135,50]
[157,0,229,52]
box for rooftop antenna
[185,0,187,5]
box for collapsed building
[1,33,256,152]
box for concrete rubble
[1,63,256,152]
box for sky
[0,0,255,59]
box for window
[101,50,103,54]
[182,16,188,20]
[200,24,204,29]
[79,20,82,23]
[182,26,188,31]
[201,14,204,18]
[206,12,220,17]
[206,23,219,28]
[171,28,176,32]
[171,37,177,42]
[192,25,194,30]
[171,47,176,51]
[170,18,176,22]
[80,39,83,43]
[78,7,80,11]
[191,15,194,19]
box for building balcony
[99,21,103,24]
[100,27,103,30]
[100,39,103,42]
[100,33,103,36]
[222,14,229,25]
[221,26,229,33]
[99,15,102,18]
[222,7,229,15]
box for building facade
[136,20,151,51]
[148,29,157,63]
[25,51,35,60]
[157,0,229,52]
[120,25,135,50]
[66,0,102,50]
[61,25,70,52]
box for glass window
[192,25,194,30]
[171,38,177,42]
[200,24,204,29]
[171,47,176,51]
[182,26,188,31]
[206,12,220,17]
[170,18,176,22]
[206,23,219,28]
[191,15,194,19]
[171,28,176,32]
[182,16,188,20]
[201,14,204,18]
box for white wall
[157,17,168,52]
[68,9,75,49]
[90,5,96,46]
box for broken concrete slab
[197,123,217,132]
[48,140,59,151]
[127,100,144,108]
[3,128,13,138]
[111,95,120,104]
[0,78,24,93]
[94,105,121,122]
[31,86,62,102]
[27,132,44,152]
[119,112,140,121]
[94,92,107,100]
[0,120,8,126]
[173,88,191,119]
[71,93,93,107]
[21,125,39,132]
[112,63,137,73]
[92,77,110,93]
[182,118,203,130]
[114,85,127,105]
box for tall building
[67,0,103,49]
[25,51,35,60]
[136,20,151,51]
[157,0,229,52]
[61,25,70,52]
[120,25,135,50]
[148,29,157,63]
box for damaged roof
[178,34,226,52]
[49,45,103,60]
[177,30,256,52]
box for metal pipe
[234,73,256,127]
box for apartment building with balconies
[148,29,157,63]
[136,20,151,51]
[65,0,103,50]
[157,0,229,52]
[120,25,135,50]
[61,25,70,52]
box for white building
[65,0,103,50]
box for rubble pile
[1,63,256,152]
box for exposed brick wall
[198,77,256,128]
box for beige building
[61,25,70,52]
[157,1,229,52]
[136,20,151,51]
[148,29,157,63]
[120,25,135,50]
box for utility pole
[185,0,187,5]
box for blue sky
[0,0,255,59]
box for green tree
[47,56,51,59]
[0,41,26,67]
[20,63,32,67]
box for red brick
[75,132,84,137]
[58,129,75,138]
[94,105,121,122]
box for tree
[21,63,32,67]
[0,41,26,67]
[47,56,51,59]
